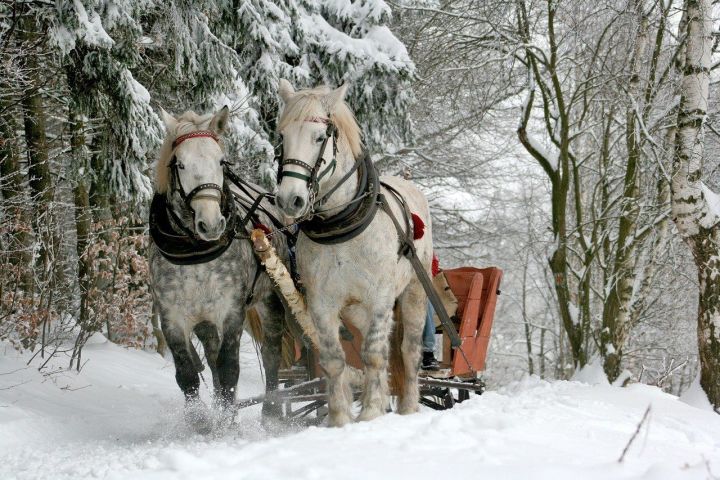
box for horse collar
[149,184,238,266]
[299,151,381,245]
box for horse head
[275,80,362,219]
[157,106,230,241]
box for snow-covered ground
[1,336,719,480]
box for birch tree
[671,0,720,411]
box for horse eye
[177,162,185,170]
[316,135,326,144]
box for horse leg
[314,307,352,427]
[213,307,243,410]
[161,318,200,400]
[357,306,393,422]
[194,321,221,394]
[396,280,425,414]
[257,293,284,419]
[162,316,213,432]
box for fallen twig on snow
[618,404,652,462]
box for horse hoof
[261,413,286,434]
[357,407,384,422]
[215,405,237,428]
[397,403,420,415]
[328,412,352,427]
[184,400,213,434]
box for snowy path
[1,337,719,480]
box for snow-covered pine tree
[50,0,162,204]
[299,0,415,153]
[212,0,415,187]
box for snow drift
[1,337,718,480]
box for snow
[72,0,115,48]
[300,15,413,74]
[568,302,579,326]
[572,360,610,386]
[680,374,715,412]
[2,340,719,480]
[526,134,559,171]
[701,183,720,227]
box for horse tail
[245,307,264,343]
[245,307,296,369]
[388,302,406,397]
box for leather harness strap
[277,119,338,189]
[299,151,379,244]
[377,191,463,350]
[172,130,219,149]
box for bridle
[168,130,230,213]
[151,128,286,268]
[276,116,338,208]
[166,130,234,238]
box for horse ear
[278,79,295,102]
[209,106,230,134]
[159,107,177,132]
[323,83,349,113]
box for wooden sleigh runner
[236,233,503,421]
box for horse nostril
[292,196,305,209]
[198,221,208,235]
[218,218,226,232]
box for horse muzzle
[276,190,309,219]
[192,197,226,241]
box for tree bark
[69,108,92,333]
[671,0,720,412]
[18,16,56,282]
[0,99,33,291]
[516,0,587,369]
[600,1,648,382]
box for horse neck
[316,147,358,216]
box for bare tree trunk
[0,99,33,291]
[600,1,648,382]
[18,16,57,287]
[521,254,534,375]
[515,0,591,369]
[671,0,720,412]
[69,108,93,336]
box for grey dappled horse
[148,107,288,431]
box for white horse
[273,80,432,426]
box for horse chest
[150,250,247,323]
[297,234,405,298]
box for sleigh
[236,265,503,421]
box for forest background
[1,0,719,411]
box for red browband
[172,130,219,149]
